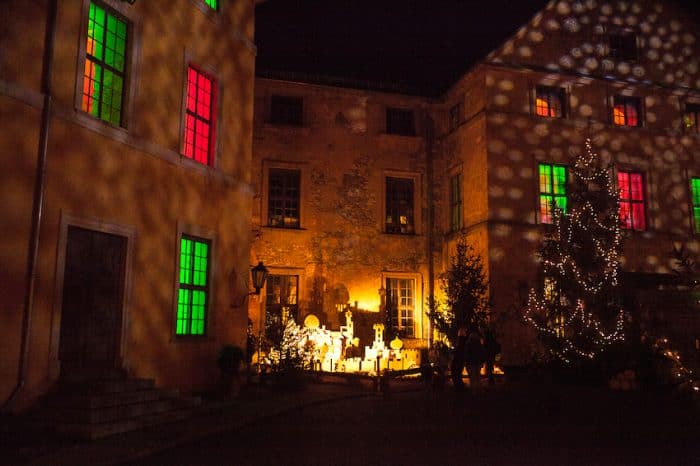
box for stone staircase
[29,371,202,440]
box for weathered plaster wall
[0,0,255,406]
[251,79,433,343]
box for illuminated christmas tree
[525,137,625,365]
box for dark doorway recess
[59,226,127,372]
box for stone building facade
[252,0,700,366]
[1,0,255,409]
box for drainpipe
[1,0,57,412]
[424,114,436,345]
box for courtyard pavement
[1,375,698,465]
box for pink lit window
[613,96,641,127]
[618,171,646,230]
[183,66,216,165]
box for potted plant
[217,344,245,398]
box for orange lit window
[618,171,646,230]
[684,103,700,134]
[613,96,641,127]
[535,86,565,118]
[386,277,415,338]
[183,66,216,165]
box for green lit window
[692,178,700,234]
[176,236,210,336]
[204,0,218,10]
[449,173,463,232]
[539,163,567,224]
[82,2,128,126]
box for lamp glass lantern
[251,261,268,295]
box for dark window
[386,277,415,338]
[270,95,303,126]
[449,173,463,232]
[535,86,566,118]
[618,171,646,230]
[683,103,700,134]
[449,102,463,131]
[385,177,414,234]
[268,169,300,228]
[608,31,637,61]
[613,96,642,127]
[386,108,415,136]
[264,274,299,343]
[176,236,210,336]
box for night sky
[255,0,700,96]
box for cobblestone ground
[135,382,699,466]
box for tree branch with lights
[525,138,625,366]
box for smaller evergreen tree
[429,235,489,348]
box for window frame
[612,95,643,127]
[385,176,416,235]
[690,177,700,235]
[181,64,218,166]
[386,107,416,136]
[385,276,417,339]
[607,29,638,62]
[267,167,302,229]
[449,173,463,233]
[78,1,132,128]
[617,170,647,231]
[534,85,567,119]
[683,102,700,135]
[175,234,211,337]
[449,101,463,131]
[270,95,304,126]
[538,162,568,225]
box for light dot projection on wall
[488,0,699,88]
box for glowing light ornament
[525,137,625,365]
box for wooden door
[59,226,126,370]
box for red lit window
[618,171,646,230]
[183,66,216,165]
[535,86,565,118]
[613,96,641,127]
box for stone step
[52,377,155,395]
[44,388,163,409]
[43,398,186,424]
[54,406,202,440]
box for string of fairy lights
[525,137,626,363]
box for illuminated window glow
[684,103,700,134]
[617,171,646,230]
[386,177,414,234]
[691,178,700,234]
[265,275,299,339]
[535,86,565,118]
[177,236,209,336]
[538,163,567,224]
[204,0,217,10]
[82,2,127,126]
[613,96,641,127]
[386,278,415,337]
[183,66,216,165]
[449,173,463,232]
[268,168,300,228]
